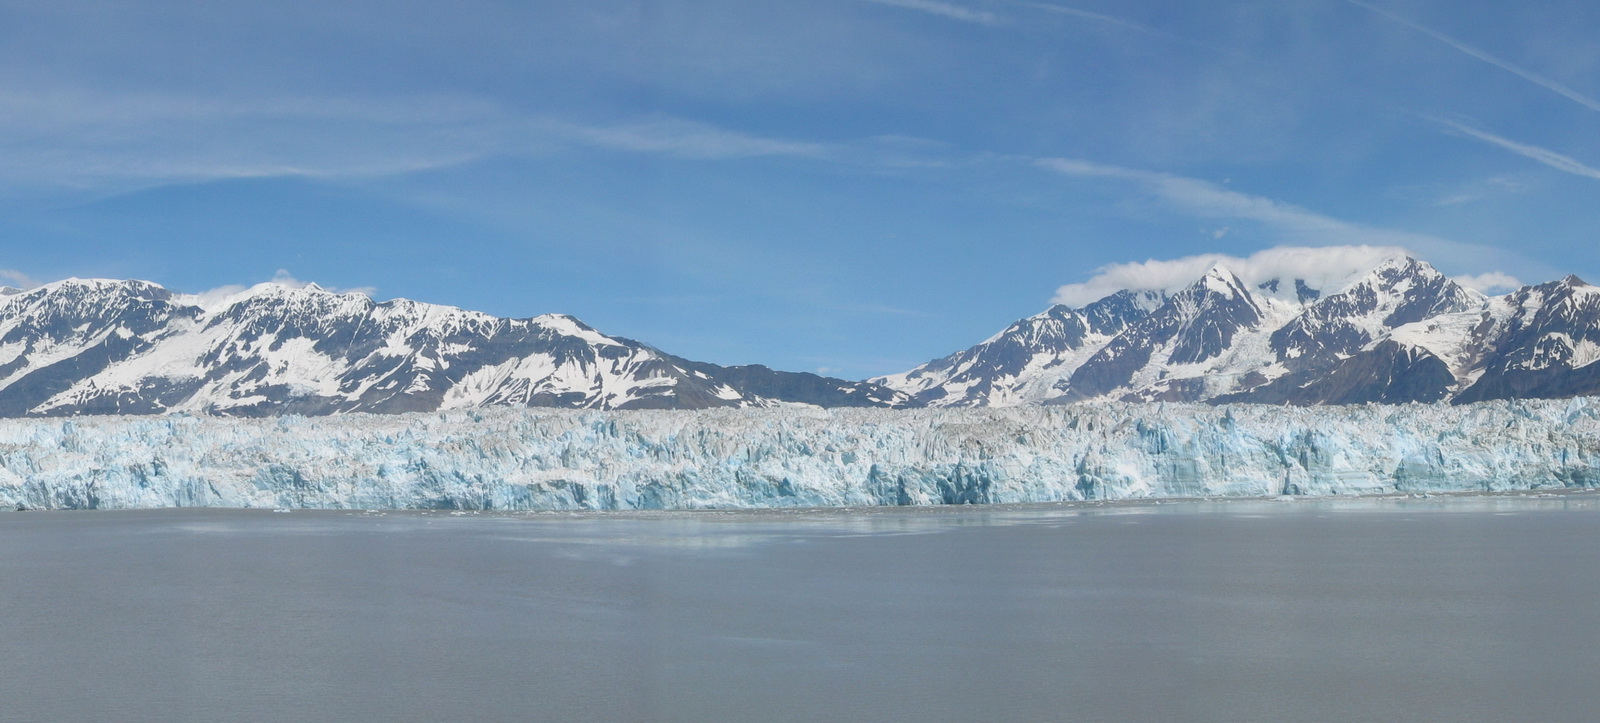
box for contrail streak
[1344,0,1600,114]
[1436,118,1600,180]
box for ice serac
[3,400,1599,511]
[0,279,910,415]
[871,290,1160,408]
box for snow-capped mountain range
[0,279,909,416]
[876,255,1600,406]
[3,252,1600,417]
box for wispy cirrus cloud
[1011,1,1161,35]
[1435,118,1600,180]
[548,116,833,160]
[860,0,1005,25]
[1344,0,1600,115]
[0,86,939,191]
[1430,175,1529,206]
[0,87,515,189]
[869,0,1180,43]
[1037,157,1435,247]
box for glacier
[2,399,1599,511]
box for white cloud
[1344,0,1600,115]
[1436,119,1600,180]
[1038,156,1539,305]
[186,270,376,310]
[1035,156,1532,282]
[1451,271,1524,294]
[267,269,377,297]
[0,269,40,289]
[188,284,250,310]
[861,0,1004,25]
[1051,245,1412,306]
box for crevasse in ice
[2,399,1598,510]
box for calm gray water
[4,495,1600,722]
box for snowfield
[3,399,1599,510]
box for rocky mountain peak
[882,252,1600,407]
[0,276,910,416]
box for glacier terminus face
[4,399,1599,511]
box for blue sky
[1,0,1597,378]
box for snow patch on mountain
[1386,311,1492,382]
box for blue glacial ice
[2,400,1599,510]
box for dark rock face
[0,280,199,417]
[1270,257,1479,372]
[1454,276,1600,404]
[1217,340,1457,405]
[1294,279,1321,304]
[1081,290,1163,337]
[667,358,908,408]
[1064,267,1261,401]
[0,279,912,416]
[903,304,1094,404]
[872,290,1161,407]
